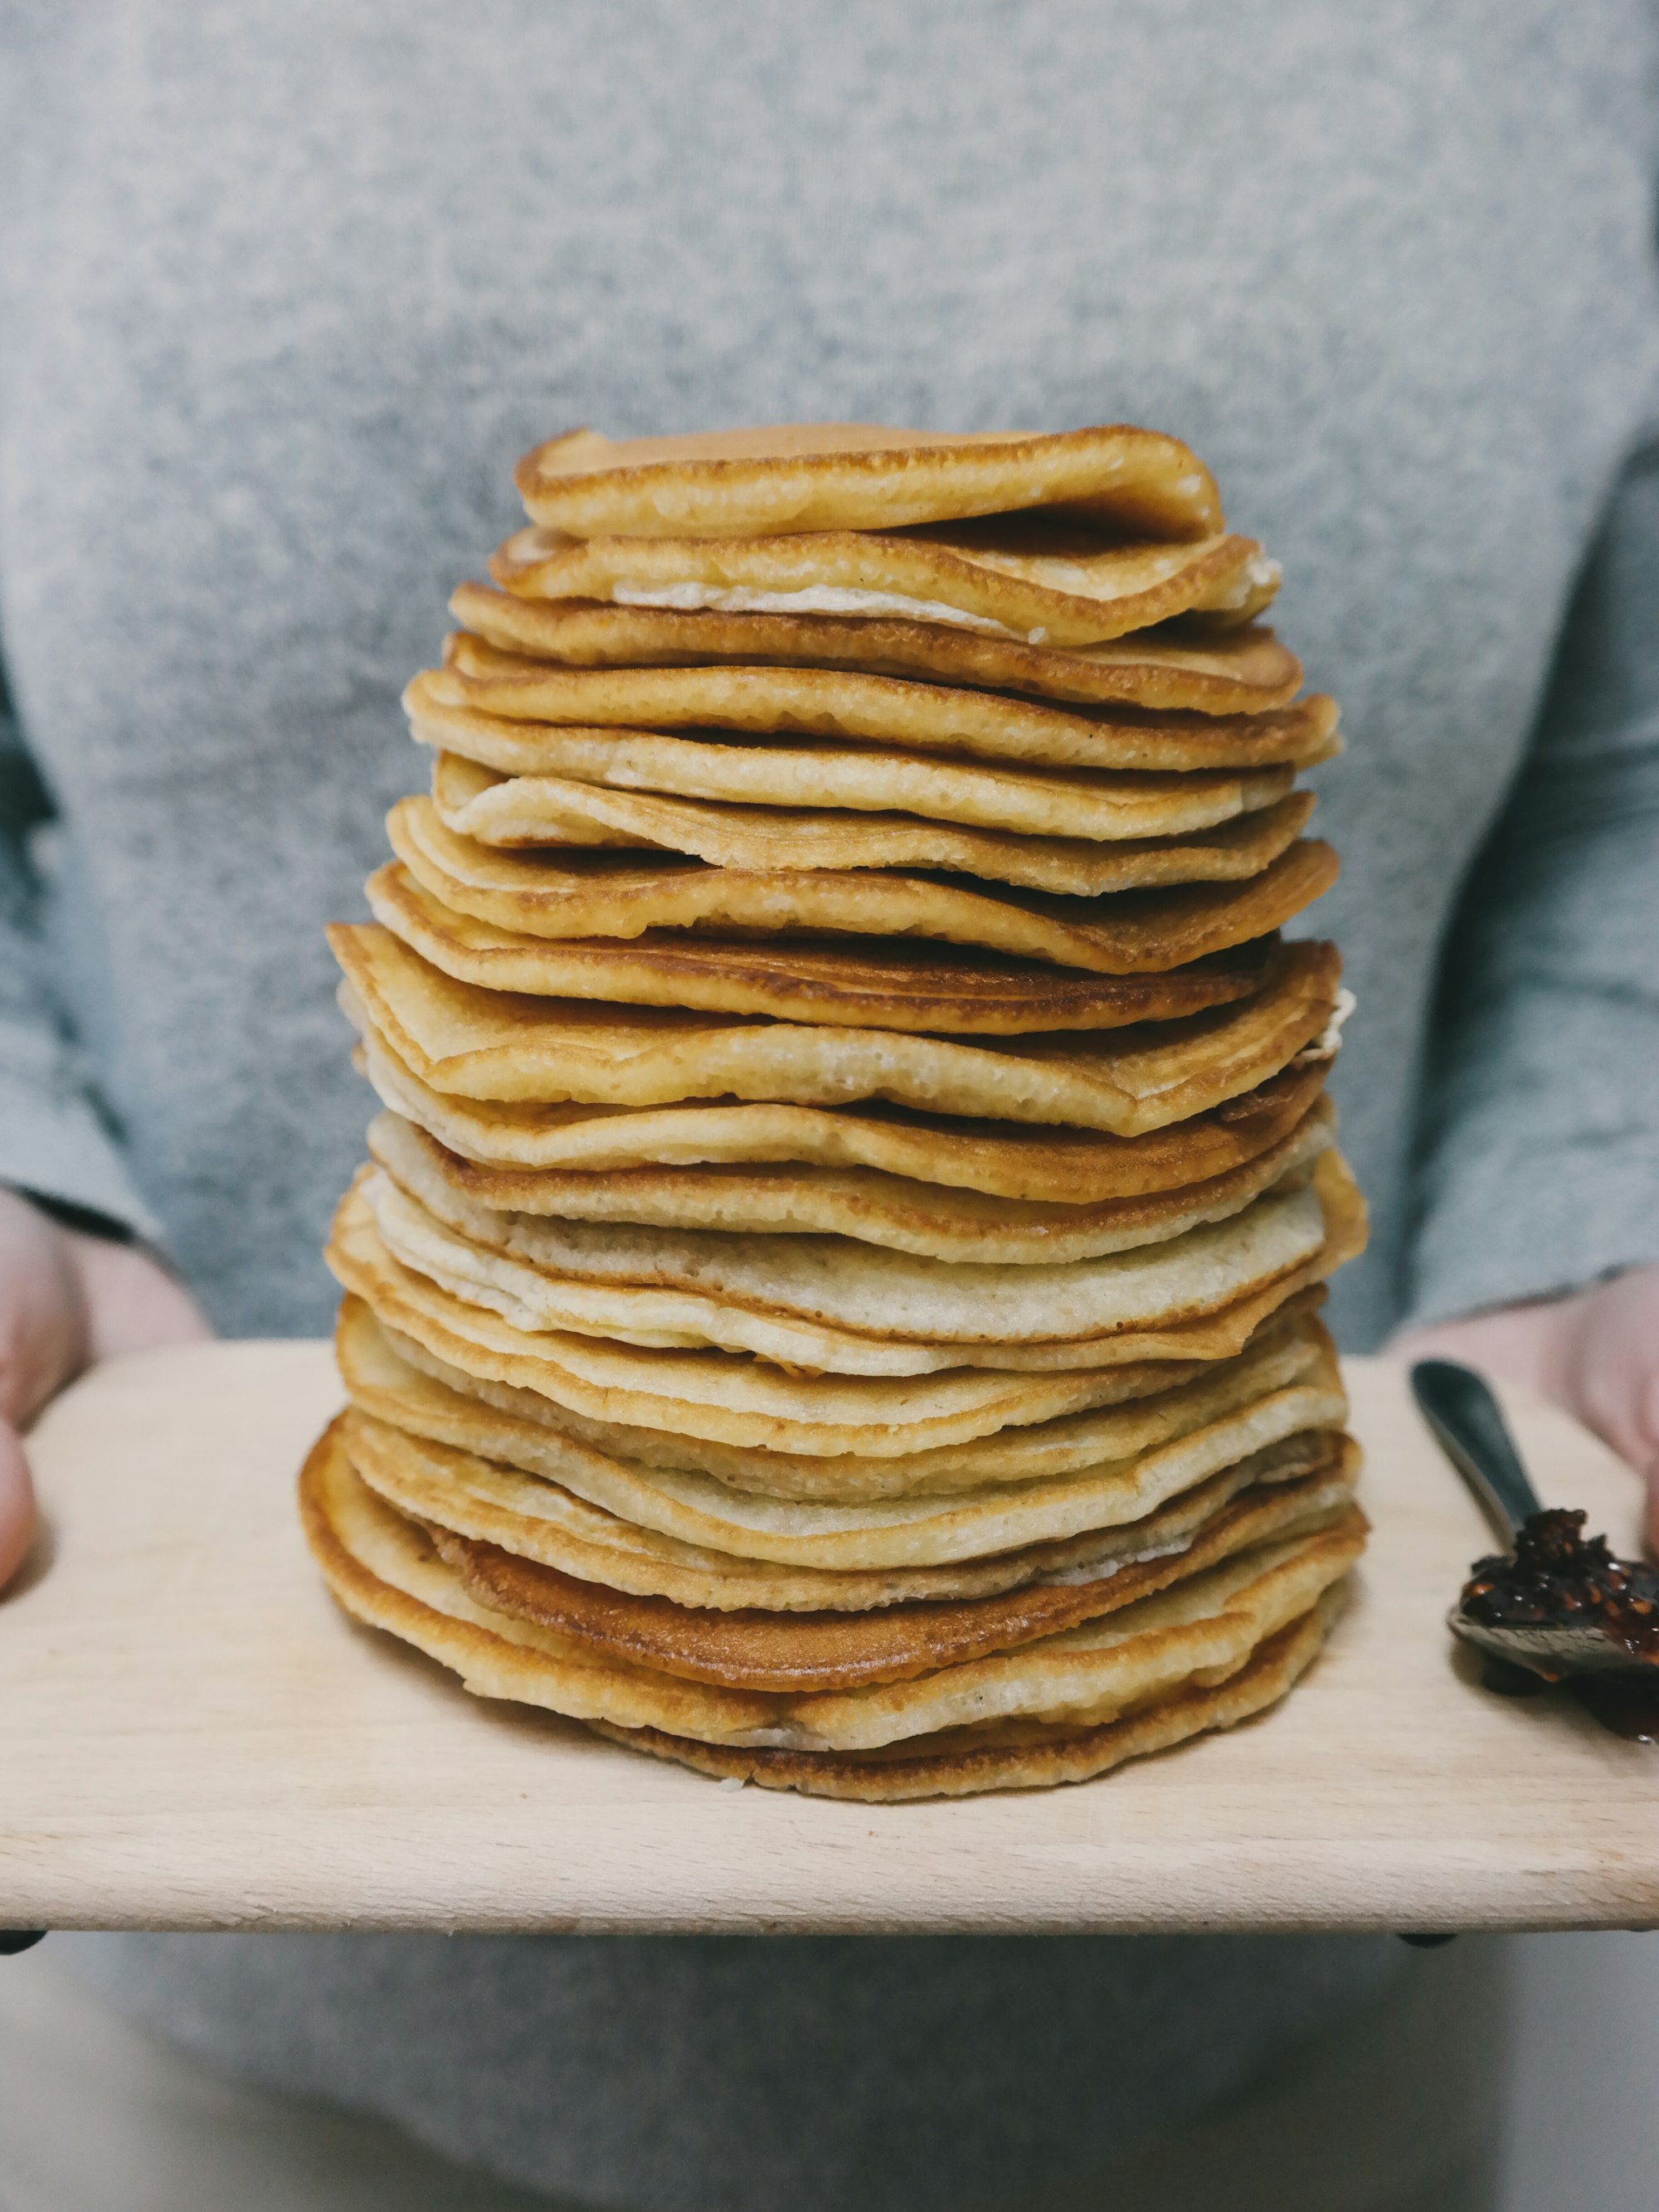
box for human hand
[0,1188,211,1588]
[1392,1264,1659,1548]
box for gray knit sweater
[3,4,1657,2205]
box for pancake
[512,422,1224,541]
[589,1599,1338,1800]
[333,920,1335,1132]
[343,1393,1343,1613]
[452,589,1301,716]
[332,923,1340,1132]
[429,1456,1357,1689]
[329,1203,1260,1454]
[338,1310,1350,1572]
[429,754,1318,899]
[342,1317,1348,1613]
[337,1291,1334,1500]
[421,1438,1352,1627]
[489,519,1278,648]
[325,1175,1365,1455]
[752,1519,1364,1753]
[366,860,1291,1034]
[363,1422,1348,1616]
[363,1095,1335,1265]
[406,678,1314,836]
[351,1009,1331,1201]
[340,1307,1334,1603]
[302,1423,1362,1751]
[358,1156,1345,1372]
[387,794,1336,975]
[435,636,1340,774]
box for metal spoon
[1409,1359,1647,1679]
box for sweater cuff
[1406,1126,1659,1326]
[0,1025,163,1250]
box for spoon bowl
[1411,1361,1659,1684]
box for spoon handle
[1409,1360,1544,1543]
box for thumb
[0,1418,36,1591]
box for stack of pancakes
[301,424,1369,1801]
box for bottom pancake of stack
[302,1262,1366,1799]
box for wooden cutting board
[2,1343,1655,1937]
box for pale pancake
[435,1461,1357,1689]
[453,587,1301,717]
[339,1300,1349,1573]
[388,794,1337,976]
[332,923,1340,1133]
[513,422,1224,540]
[367,860,1289,1035]
[435,639,1340,774]
[338,1291,1354,1566]
[326,1174,1365,1455]
[341,1311,1341,1609]
[350,1009,1330,1203]
[358,1157,1343,1372]
[330,1207,1255,1456]
[430,755,1318,900]
[489,520,1278,648]
[364,1096,1335,1265]
[453,590,1301,716]
[406,678,1312,835]
[346,1402,1341,1616]
[591,1601,1336,1800]
[303,1425,1361,1751]
[343,1321,1350,1612]
[337,1291,1333,1500]
[378,1418,1350,1620]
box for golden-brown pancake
[302,1422,1362,1752]
[363,1095,1335,1265]
[387,794,1337,976]
[328,1207,1261,1455]
[336,1291,1333,1504]
[406,678,1316,832]
[324,1157,1366,1446]
[452,589,1301,715]
[350,1007,1330,1202]
[344,1355,1348,1609]
[753,1519,1365,1752]
[429,753,1317,900]
[332,922,1340,1133]
[338,1282,1354,1557]
[357,1155,1346,1372]
[339,1306,1340,1607]
[489,520,1279,647]
[588,1599,1337,1799]
[366,859,1291,1034]
[430,1454,1358,1689]
[512,422,1224,541]
[434,637,1340,773]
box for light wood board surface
[1,1342,1654,1936]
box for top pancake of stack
[439,422,1316,730]
[513,423,1228,542]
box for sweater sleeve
[1404,417,1659,1325]
[0,669,163,1242]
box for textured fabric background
[2,3,1657,2205]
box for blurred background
[1504,1934,1659,2209]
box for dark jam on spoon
[1462,1509,1659,1664]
